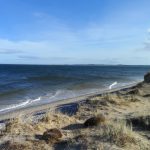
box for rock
[144,72,150,83]
[56,103,79,116]
[42,128,62,142]
[84,114,106,127]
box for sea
[0,64,150,113]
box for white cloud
[0,48,23,54]
[140,29,150,51]
[0,39,63,56]
[0,13,149,64]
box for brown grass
[66,120,150,149]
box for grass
[0,111,150,150]
[102,121,136,147]
[87,91,142,112]
[55,120,150,150]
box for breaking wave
[109,81,118,89]
[0,97,41,113]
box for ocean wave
[0,89,68,113]
[27,75,76,82]
[0,97,41,113]
[0,90,64,113]
[109,81,118,89]
[31,97,41,102]
[0,88,27,98]
[0,80,142,113]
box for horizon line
[0,63,150,66]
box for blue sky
[0,0,150,65]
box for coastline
[0,81,140,121]
[0,77,150,149]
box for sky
[0,0,150,65]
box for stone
[84,114,106,127]
[42,128,62,142]
[144,72,150,83]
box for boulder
[84,114,106,127]
[42,128,62,142]
[144,72,150,83]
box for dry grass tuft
[89,93,131,106]
[97,121,150,149]
[35,111,77,131]
[67,120,150,149]
[4,117,35,136]
[103,121,136,147]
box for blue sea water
[0,64,149,113]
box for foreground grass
[61,120,150,150]
[0,111,150,150]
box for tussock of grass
[89,93,140,107]
[89,93,127,106]
[102,121,136,147]
[99,121,150,149]
[35,111,78,130]
[2,111,77,136]
[4,117,35,136]
[64,120,150,149]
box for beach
[0,75,150,150]
[0,81,139,121]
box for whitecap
[0,100,30,112]
[0,96,42,113]
[109,81,118,89]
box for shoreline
[1,77,150,149]
[0,81,141,121]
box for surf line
[109,81,118,89]
[0,97,41,113]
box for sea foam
[0,97,41,113]
[109,81,118,89]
